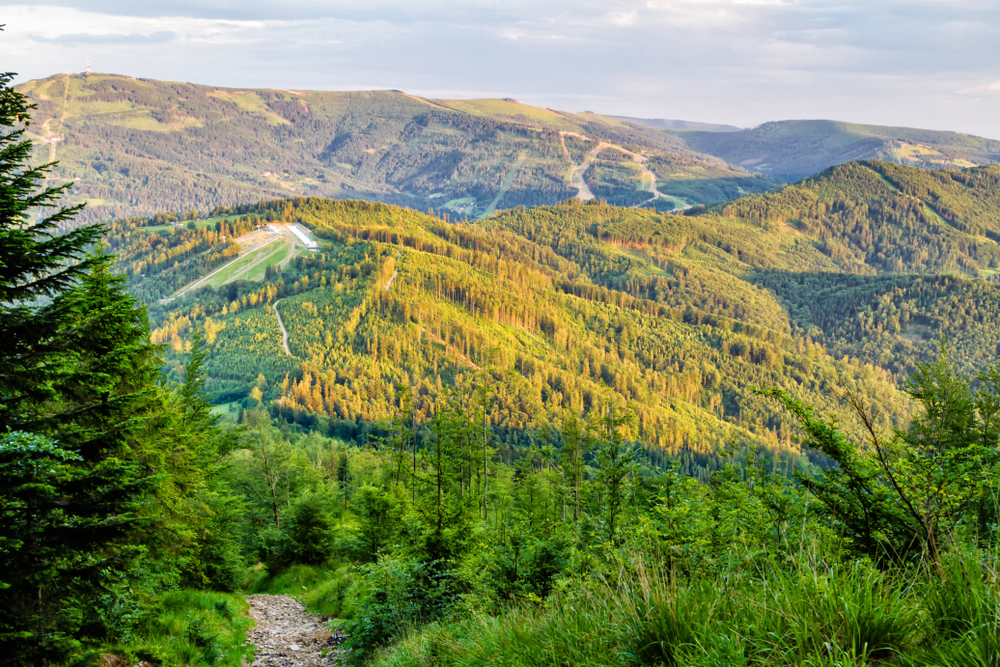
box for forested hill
[717,160,1000,275]
[670,119,1000,181]
[112,159,1000,475]
[18,72,774,226]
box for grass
[484,151,527,215]
[175,236,290,296]
[431,99,580,128]
[143,215,236,232]
[245,241,293,281]
[210,401,241,422]
[366,548,1000,667]
[116,589,254,667]
[206,89,292,126]
[245,563,355,617]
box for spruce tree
[0,71,102,431]
[0,72,157,664]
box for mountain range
[19,72,1000,226]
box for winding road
[565,139,690,210]
[272,300,291,356]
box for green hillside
[718,160,1000,275]
[13,67,1000,667]
[670,119,1000,181]
[19,73,774,226]
[103,160,1000,470]
[126,199,904,469]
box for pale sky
[2,0,999,139]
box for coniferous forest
[8,66,1000,667]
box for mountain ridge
[669,119,1000,180]
[19,72,773,226]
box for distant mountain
[668,119,1000,181]
[614,117,742,133]
[19,73,774,226]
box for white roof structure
[289,224,319,250]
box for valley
[10,65,1000,667]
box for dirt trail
[272,300,292,355]
[567,142,604,201]
[385,249,401,290]
[246,594,343,667]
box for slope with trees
[10,65,1000,667]
[671,119,1000,181]
[0,71,250,665]
[17,74,773,226]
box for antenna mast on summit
[86,57,91,77]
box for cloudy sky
[2,0,999,138]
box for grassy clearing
[210,401,241,422]
[484,152,527,215]
[442,196,479,217]
[208,90,291,125]
[175,236,289,296]
[244,240,293,281]
[143,215,238,232]
[432,99,577,128]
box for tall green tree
[591,400,636,545]
[0,71,172,663]
[0,70,101,431]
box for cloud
[30,31,175,45]
[959,81,1000,95]
[0,1,998,138]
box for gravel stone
[245,594,344,666]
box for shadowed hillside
[670,119,1000,181]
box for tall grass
[366,547,1000,667]
[118,590,254,667]
[245,562,354,617]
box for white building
[289,224,319,251]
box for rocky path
[246,594,344,667]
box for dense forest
[129,197,922,478]
[122,158,1000,467]
[8,68,1000,667]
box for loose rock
[246,594,344,666]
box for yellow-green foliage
[144,198,920,459]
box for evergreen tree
[0,70,101,430]
[0,72,162,663]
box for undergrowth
[113,590,254,667]
[245,562,354,617]
[365,547,1000,667]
